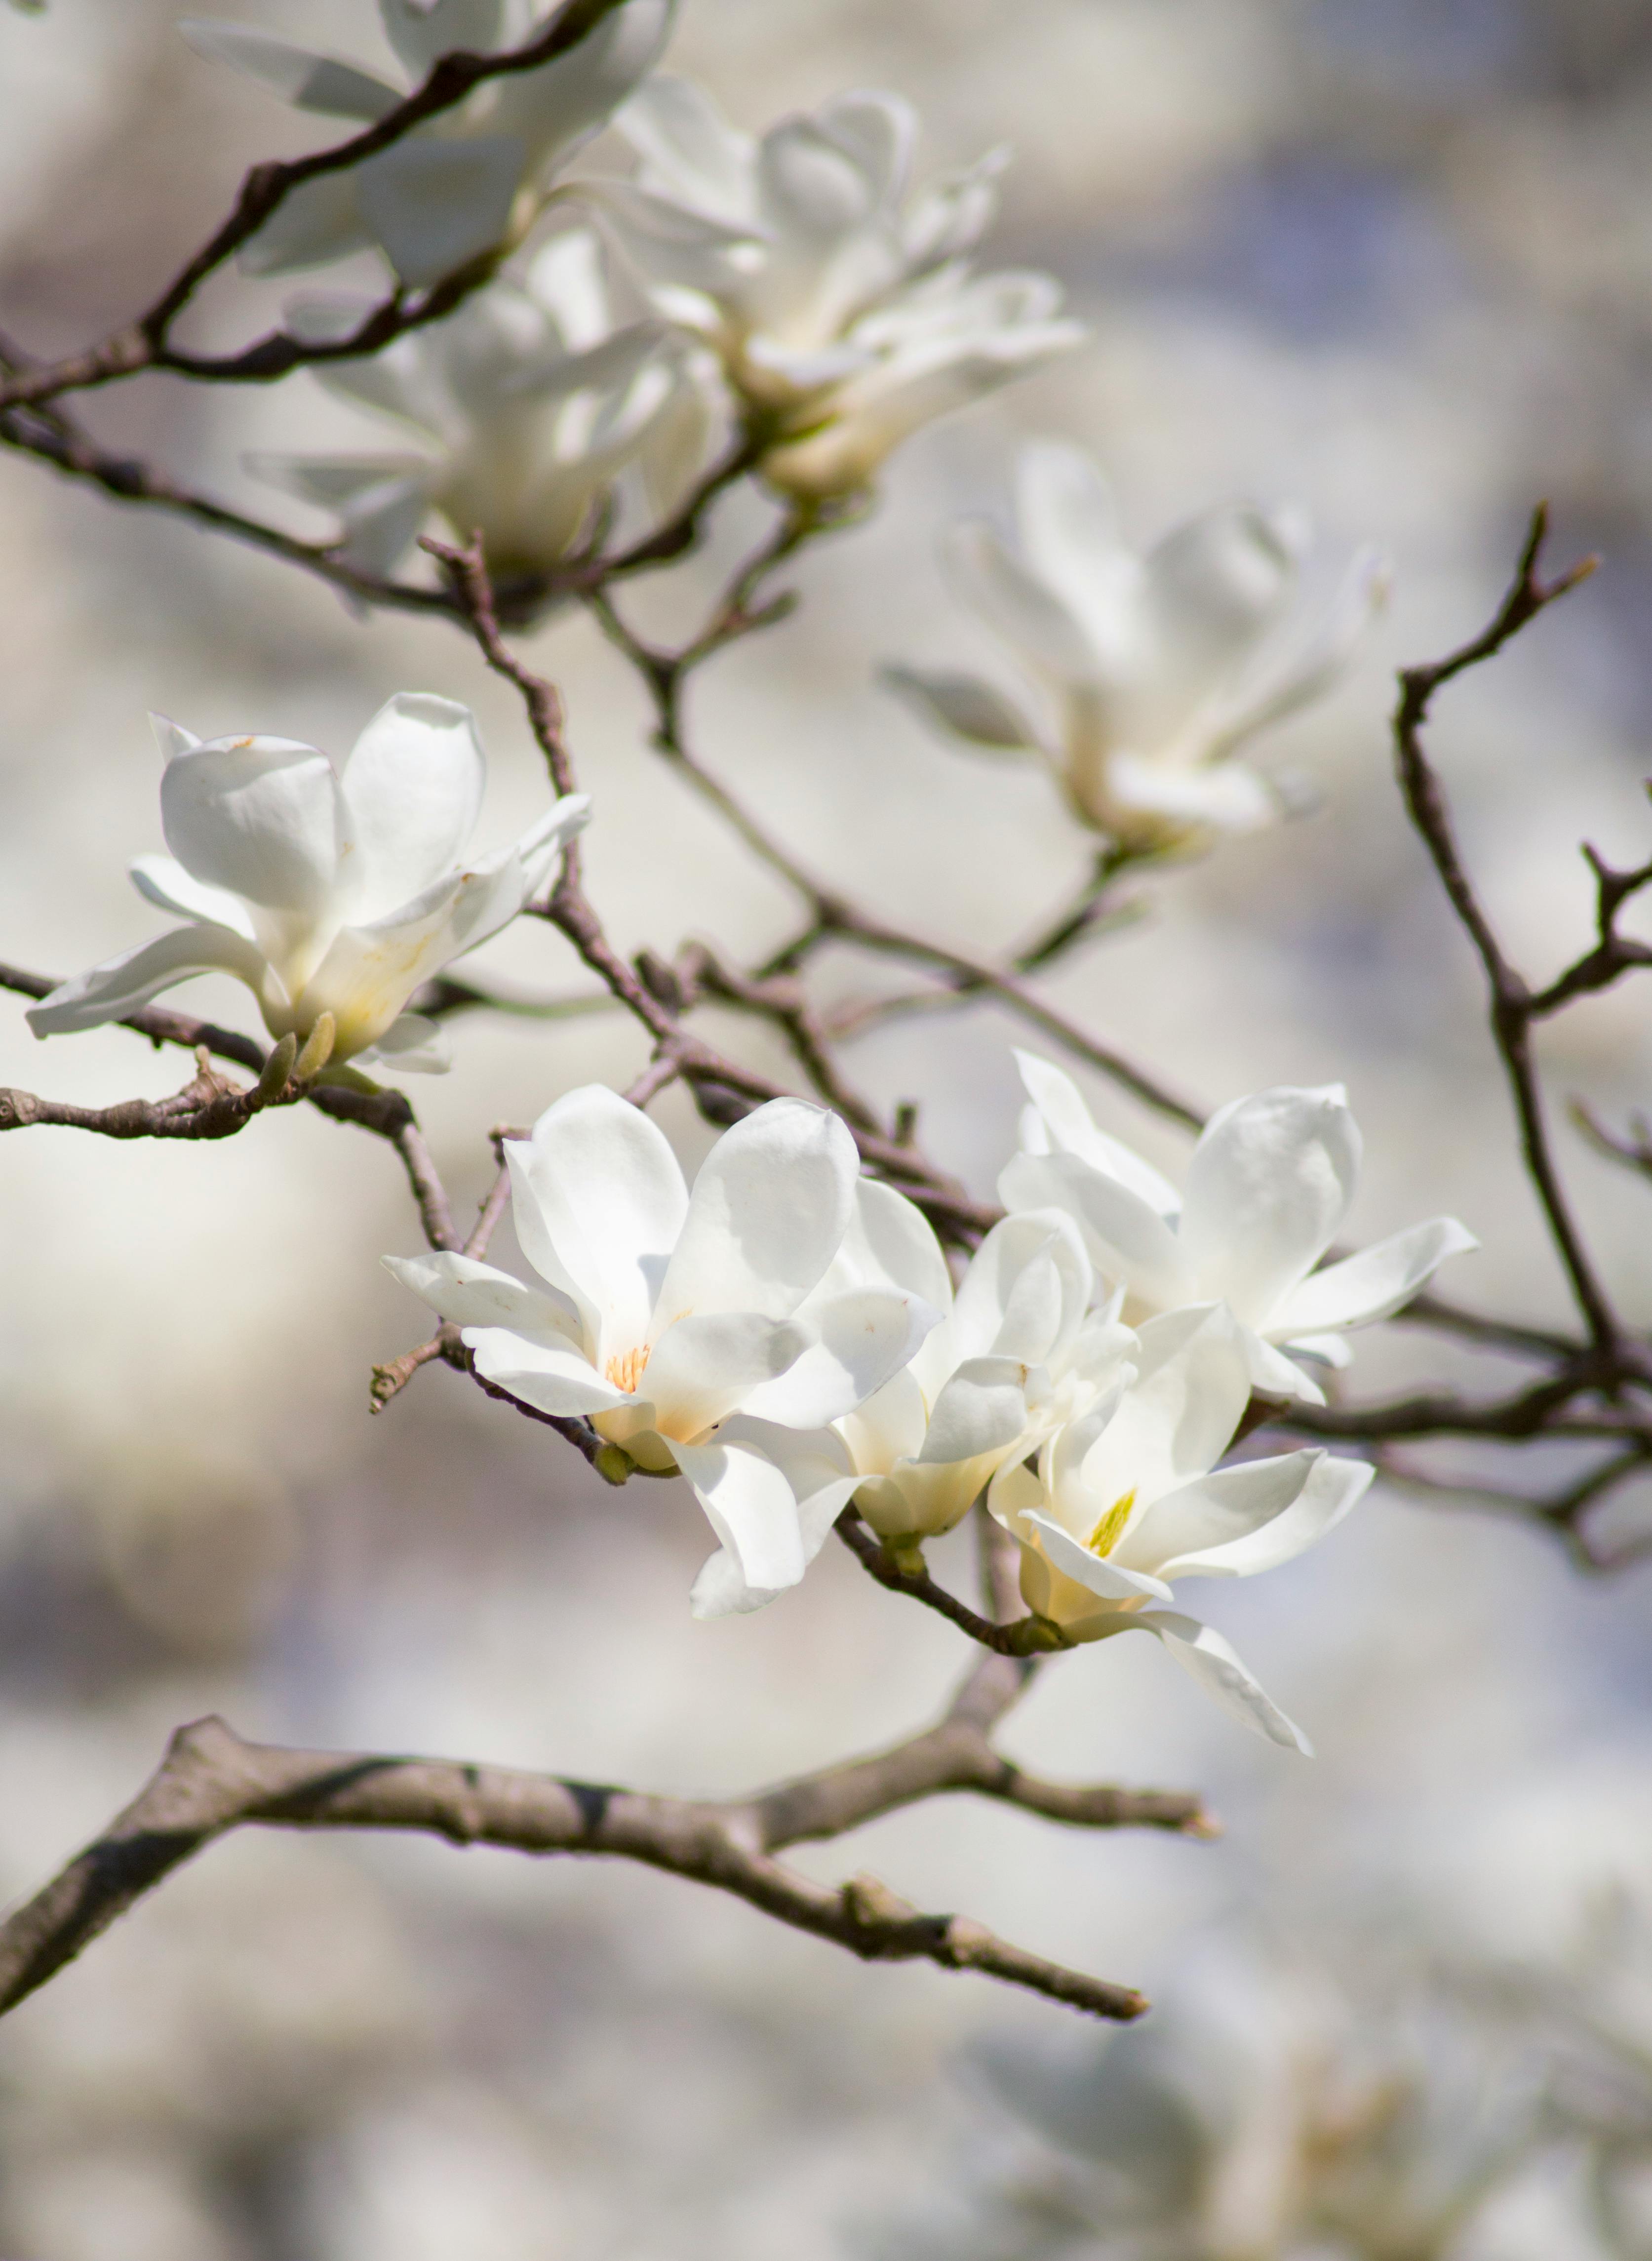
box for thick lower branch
[0,1708,1203,2027]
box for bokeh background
[1,2,1652,2254]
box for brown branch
[1394,505,1614,1349]
[0,1677,1213,2026]
[585,574,1204,1134]
[832,1509,1072,1658]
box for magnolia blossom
[599,79,1083,497]
[887,439,1388,851]
[1001,1051,1476,1403]
[182,0,672,286]
[28,696,585,1072]
[736,1185,1135,1581]
[387,1085,937,1610]
[254,232,711,580]
[992,1302,1373,1750]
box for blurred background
[2,1,1652,2254]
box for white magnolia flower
[992,1302,1373,1751]
[28,696,586,1073]
[1001,1051,1476,1404]
[387,1085,938,1610]
[600,79,1083,496]
[887,439,1388,851]
[181,0,673,286]
[253,232,712,580]
[739,1184,1134,1577]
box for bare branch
[0,0,636,414]
[1393,505,1614,1349]
[0,1698,1212,2026]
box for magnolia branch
[0,0,635,415]
[0,1653,1211,2027]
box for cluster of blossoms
[182,1,1385,830]
[390,1050,1472,1752]
[25,678,1471,1751]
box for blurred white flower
[886,439,1389,852]
[598,79,1084,496]
[992,1301,1373,1749]
[253,232,713,581]
[29,696,586,1072]
[739,1181,1134,1573]
[387,1085,938,1610]
[181,0,674,286]
[1001,1051,1476,1404]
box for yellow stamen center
[1086,1489,1136,1558]
[605,1345,648,1394]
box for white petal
[1270,1217,1479,1340]
[951,1210,1091,1365]
[688,1457,857,1619]
[999,1150,1189,1310]
[359,1011,450,1072]
[466,1326,629,1415]
[381,1250,580,1345]
[652,1099,857,1327]
[639,1312,809,1439]
[676,1437,807,1610]
[338,692,485,921]
[1153,1451,1373,1583]
[1072,1305,1251,1516]
[1141,504,1299,714]
[239,170,374,277]
[1178,1085,1359,1327]
[837,1363,930,1473]
[918,1356,1031,1464]
[1137,1610,1312,1753]
[160,733,351,919]
[149,713,200,762]
[615,74,754,217]
[818,89,915,208]
[1115,1449,1317,1578]
[1243,1329,1325,1406]
[129,854,257,940]
[26,923,270,1036]
[941,518,1100,681]
[524,226,611,348]
[357,135,525,287]
[880,664,1042,753]
[1103,752,1279,834]
[179,21,401,119]
[1012,1050,1180,1214]
[739,1287,937,1428]
[831,1175,954,1311]
[508,1084,688,1362]
[490,0,676,172]
[379,0,502,78]
[1014,440,1143,673]
[1024,1511,1173,1605]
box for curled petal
[1023,1511,1173,1606]
[1178,1085,1359,1327]
[1271,1217,1479,1340]
[465,1326,629,1416]
[1012,1049,1180,1216]
[918,1356,1031,1465]
[27,923,271,1037]
[160,733,351,921]
[677,1437,807,1612]
[1136,1610,1313,1754]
